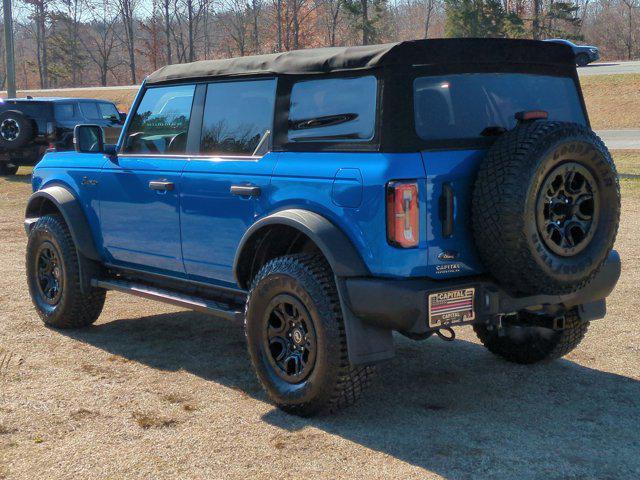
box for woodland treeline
[0,0,638,89]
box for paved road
[596,130,640,149]
[578,61,640,76]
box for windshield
[413,73,586,143]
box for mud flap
[335,277,394,366]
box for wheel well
[26,197,62,219]
[236,224,326,290]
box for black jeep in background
[0,97,125,175]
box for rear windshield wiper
[289,113,358,130]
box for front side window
[201,79,276,156]
[288,76,377,143]
[98,102,120,121]
[413,73,586,143]
[124,84,195,154]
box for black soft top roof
[146,38,575,85]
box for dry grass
[581,74,640,130]
[0,154,639,479]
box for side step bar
[93,279,243,321]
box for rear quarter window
[413,73,586,143]
[287,76,377,143]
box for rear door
[98,84,196,273]
[180,78,277,286]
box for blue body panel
[180,153,279,286]
[31,151,108,253]
[420,149,486,277]
[99,156,187,273]
[32,146,487,287]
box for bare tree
[117,0,137,83]
[84,0,122,86]
[24,0,50,88]
[620,0,639,59]
[316,0,342,46]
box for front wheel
[473,310,588,364]
[26,214,106,328]
[576,53,590,67]
[244,254,374,416]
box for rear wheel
[0,162,19,175]
[244,253,374,416]
[26,214,106,328]
[473,310,588,364]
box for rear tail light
[386,180,419,248]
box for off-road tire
[26,214,106,328]
[473,310,588,364]
[0,110,34,150]
[245,253,374,416]
[0,162,19,175]
[472,121,620,295]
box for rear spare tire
[472,121,619,295]
[0,110,33,150]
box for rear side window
[413,73,586,143]
[200,79,276,156]
[287,76,377,143]
[54,103,81,120]
[80,102,101,120]
[123,84,195,154]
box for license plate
[428,288,475,327]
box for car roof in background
[147,38,576,85]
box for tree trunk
[252,0,260,54]
[187,0,194,62]
[164,0,172,64]
[276,0,283,51]
[361,0,369,45]
[532,0,541,39]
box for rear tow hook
[435,326,456,342]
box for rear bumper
[343,250,620,334]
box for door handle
[230,185,261,197]
[149,180,174,191]
[439,182,454,238]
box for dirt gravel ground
[1,159,639,480]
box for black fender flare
[233,209,370,289]
[234,210,392,365]
[25,185,101,261]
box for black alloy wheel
[264,294,317,383]
[35,242,64,305]
[536,162,599,257]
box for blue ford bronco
[25,39,621,416]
